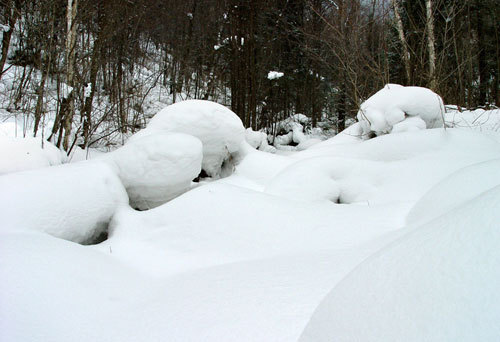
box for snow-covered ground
[1,91,500,341]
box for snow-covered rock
[0,136,65,175]
[0,161,128,244]
[357,84,445,137]
[105,133,203,210]
[137,100,245,177]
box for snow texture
[300,185,500,342]
[136,100,245,177]
[0,161,128,244]
[357,84,445,137]
[0,136,65,175]
[2,106,500,341]
[104,132,203,210]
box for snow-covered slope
[300,184,500,342]
[1,99,500,341]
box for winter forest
[1,0,500,341]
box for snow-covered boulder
[0,161,128,244]
[357,84,445,138]
[0,136,66,175]
[137,100,245,177]
[105,133,203,210]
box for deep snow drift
[300,183,500,342]
[0,161,128,244]
[0,136,65,175]
[1,95,500,342]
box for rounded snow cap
[357,84,445,138]
[145,100,245,177]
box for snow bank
[357,84,444,137]
[105,133,202,210]
[267,129,500,205]
[137,100,245,177]
[0,161,128,244]
[406,158,500,225]
[0,136,65,175]
[300,185,500,342]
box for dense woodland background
[0,0,498,151]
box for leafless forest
[1,0,498,151]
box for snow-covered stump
[0,161,128,244]
[357,84,445,138]
[136,100,245,178]
[104,133,203,210]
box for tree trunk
[62,0,79,151]
[0,0,20,80]
[391,0,411,84]
[425,0,437,91]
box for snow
[357,84,445,137]
[300,184,500,342]
[244,127,268,149]
[137,100,245,177]
[0,161,128,244]
[406,158,500,225]
[267,71,284,80]
[104,132,203,210]
[2,100,500,341]
[271,114,326,150]
[0,136,65,175]
[445,107,500,133]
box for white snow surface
[1,123,500,341]
[300,184,500,342]
[0,161,128,244]
[357,84,444,137]
[445,106,500,133]
[0,136,65,174]
[136,100,245,177]
[104,132,202,210]
[267,71,284,80]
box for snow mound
[264,158,342,203]
[0,136,65,175]
[105,133,202,210]
[357,84,445,138]
[300,185,500,342]
[245,128,275,152]
[407,158,500,225]
[0,161,128,244]
[137,100,245,177]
